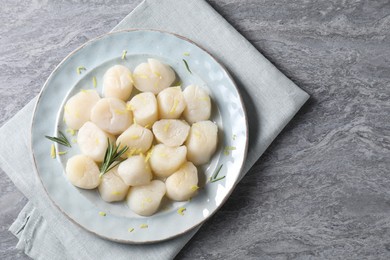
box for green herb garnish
[210,164,225,183]
[121,50,127,60]
[76,66,86,75]
[45,131,72,147]
[182,59,192,74]
[99,139,128,177]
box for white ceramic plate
[31,30,248,244]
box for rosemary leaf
[210,176,226,183]
[182,59,192,74]
[45,131,71,147]
[209,164,225,183]
[99,139,128,177]
[211,164,223,180]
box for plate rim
[30,28,249,244]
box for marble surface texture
[1,0,390,259]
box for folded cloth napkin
[1,0,309,259]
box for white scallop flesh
[126,180,166,216]
[103,65,133,101]
[63,90,100,130]
[165,161,198,201]
[98,166,129,202]
[157,86,186,119]
[186,120,218,165]
[90,97,132,135]
[127,92,158,127]
[133,58,175,94]
[117,155,152,186]
[152,119,190,147]
[149,144,187,178]
[66,154,100,189]
[77,121,115,162]
[116,124,153,156]
[182,85,211,124]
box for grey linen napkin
[1,0,309,259]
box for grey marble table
[1,0,390,259]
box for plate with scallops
[31,29,248,243]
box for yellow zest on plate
[177,207,186,216]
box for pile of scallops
[63,59,218,216]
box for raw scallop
[126,180,166,216]
[103,65,133,100]
[186,120,218,165]
[165,161,198,201]
[133,59,175,94]
[66,154,100,189]
[63,90,100,130]
[91,97,132,135]
[182,85,211,124]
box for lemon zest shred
[76,66,86,75]
[159,152,168,158]
[74,110,80,119]
[191,185,199,191]
[140,224,148,229]
[128,227,134,233]
[66,128,76,136]
[128,72,134,84]
[72,138,77,144]
[111,191,121,195]
[134,73,148,79]
[183,52,190,56]
[121,50,127,60]
[224,146,236,155]
[153,71,162,78]
[92,77,97,88]
[169,99,179,114]
[198,96,209,102]
[177,207,186,216]
[126,103,133,111]
[153,80,159,88]
[130,135,140,140]
[50,144,56,159]
[163,121,171,132]
[114,109,127,115]
[57,151,67,156]
[98,211,106,216]
[126,148,137,158]
[144,150,152,163]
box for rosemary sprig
[182,59,192,74]
[45,131,72,147]
[210,164,225,183]
[99,139,128,177]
